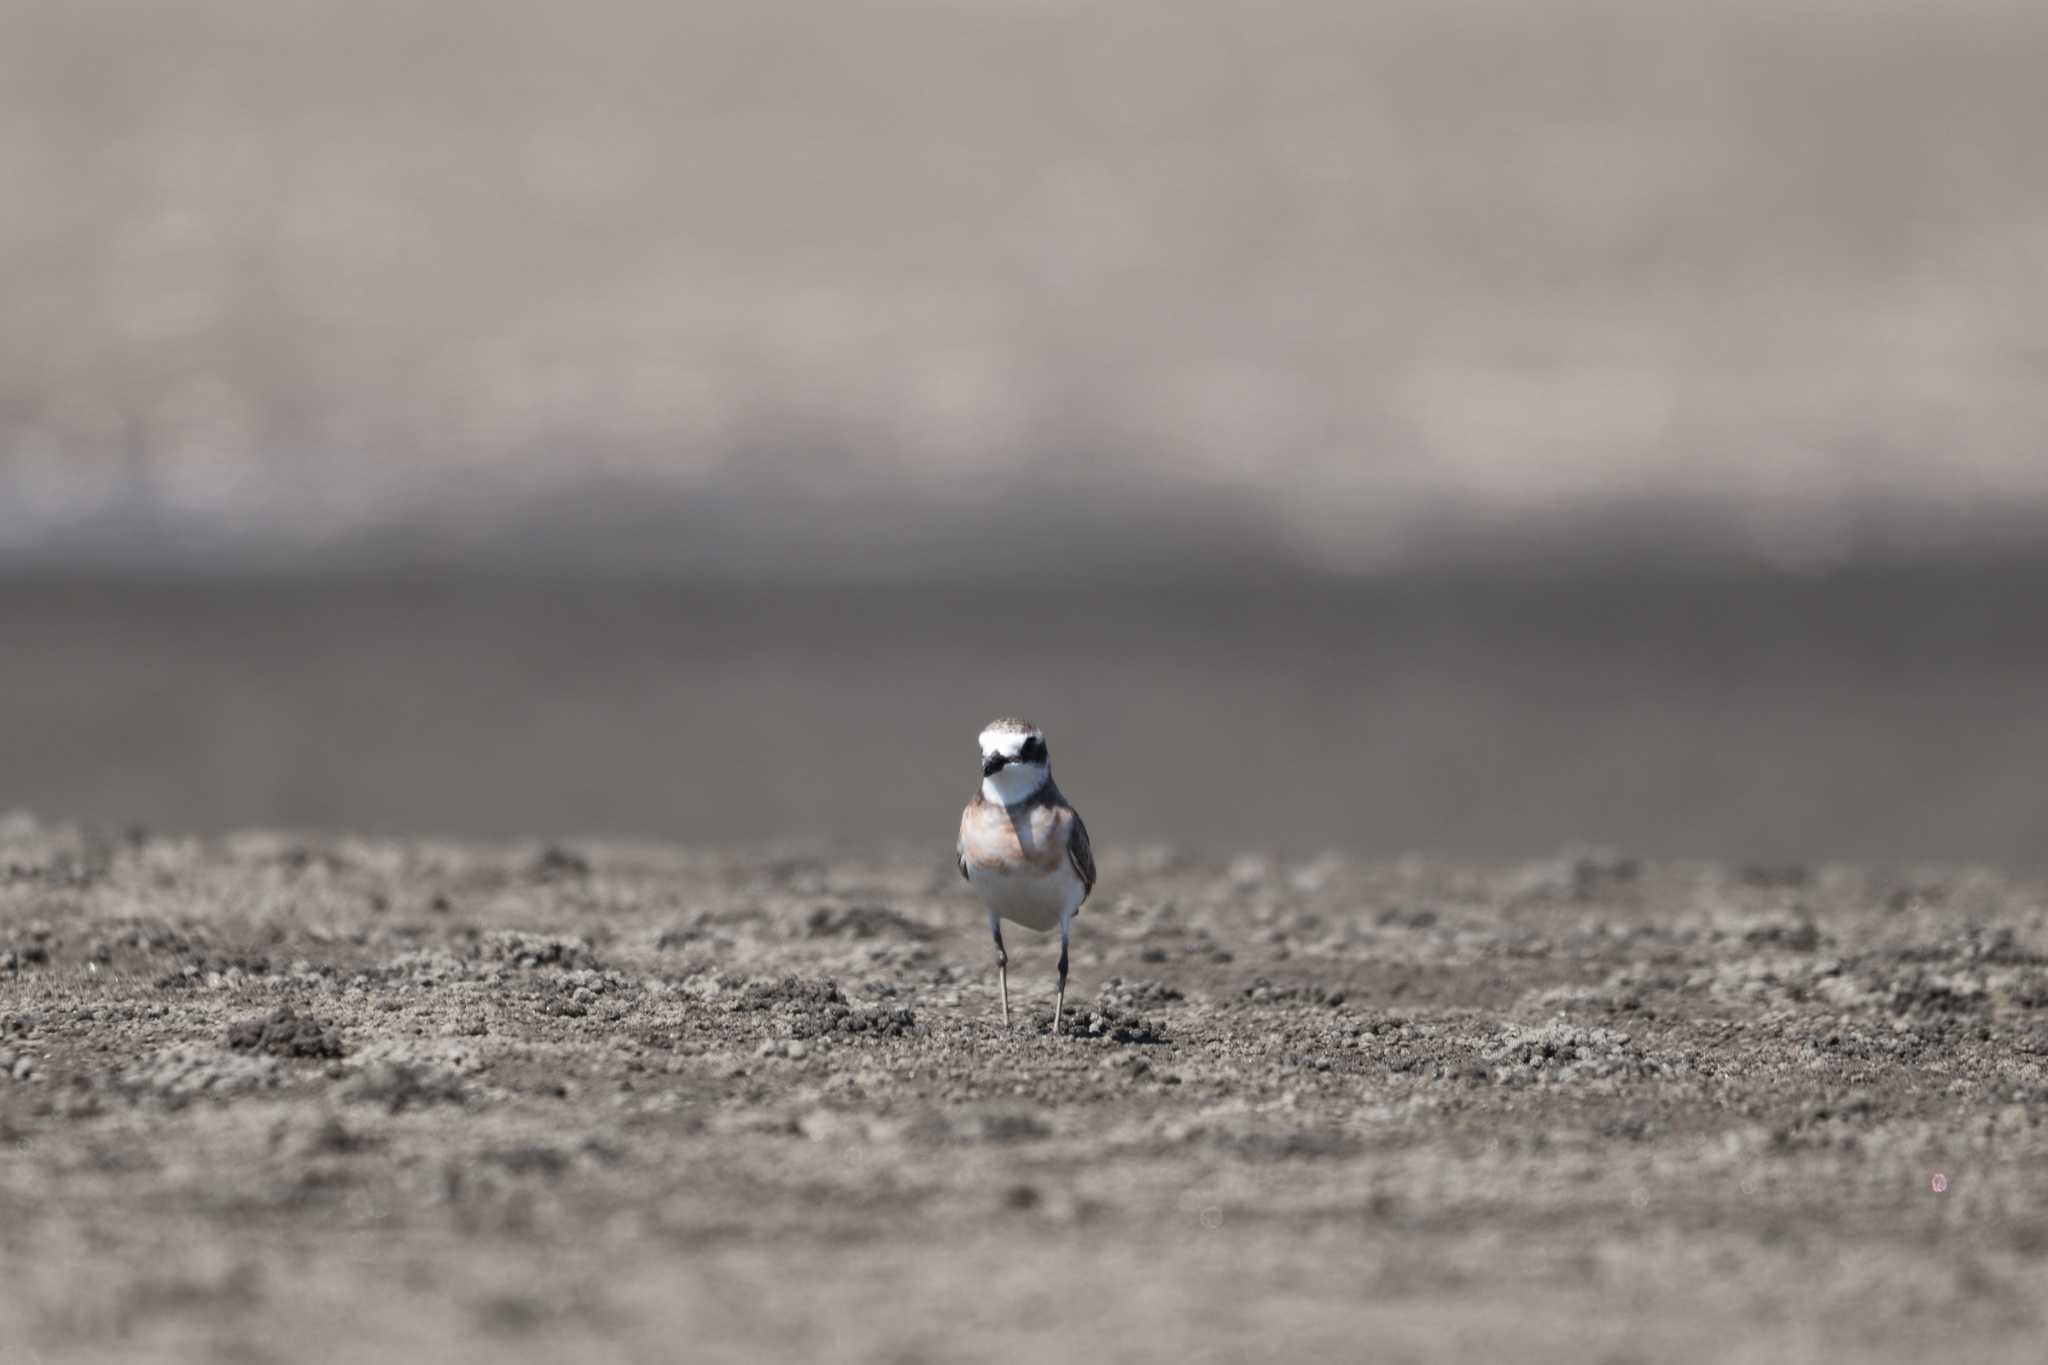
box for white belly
[968,862,1084,933]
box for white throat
[982,762,1049,807]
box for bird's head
[978,717,1050,806]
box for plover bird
[956,718,1095,1032]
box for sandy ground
[3,812,2046,1363]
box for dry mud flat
[2,816,2046,1363]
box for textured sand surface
[3,815,2046,1362]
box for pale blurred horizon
[5,0,2046,583]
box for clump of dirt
[733,974,849,1013]
[339,1059,468,1113]
[119,1047,283,1105]
[478,931,602,971]
[1509,846,1643,905]
[1056,998,1168,1044]
[732,974,918,1037]
[3,924,55,972]
[1881,972,1991,1018]
[225,1005,347,1059]
[1739,916,1825,951]
[803,904,935,940]
[1241,976,1346,1008]
[1480,1019,1655,1085]
[1098,977,1185,1009]
[529,846,593,881]
[154,953,275,990]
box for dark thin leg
[990,914,1010,1030]
[1053,916,1070,1034]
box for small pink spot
[1931,1173,1949,1194]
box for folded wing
[1066,810,1095,900]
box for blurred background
[3,0,2045,867]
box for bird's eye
[1020,738,1047,763]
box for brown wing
[1066,808,1096,899]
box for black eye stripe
[981,737,1046,774]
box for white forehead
[979,726,1040,757]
